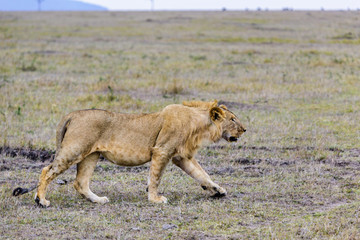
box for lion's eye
[231,118,236,122]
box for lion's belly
[96,145,151,166]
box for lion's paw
[94,196,109,204]
[34,194,50,208]
[211,186,227,198]
[149,195,168,203]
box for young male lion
[34,100,246,207]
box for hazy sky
[79,0,359,11]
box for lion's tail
[12,185,38,197]
[56,116,72,151]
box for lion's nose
[243,129,246,132]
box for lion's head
[219,104,246,142]
[182,100,246,143]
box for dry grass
[1,11,360,239]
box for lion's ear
[219,104,227,110]
[210,107,225,122]
[211,100,218,108]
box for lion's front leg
[172,157,227,197]
[148,147,170,203]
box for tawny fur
[35,100,246,207]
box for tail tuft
[12,185,37,196]
[12,187,30,196]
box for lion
[32,100,246,207]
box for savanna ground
[1,11,360,239]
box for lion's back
[160,104,210,128]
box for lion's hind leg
[35,164,54,207]
[35,144,95,207]
[74,153,109,204]
[35,153,77,207]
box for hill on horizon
[0,0,107,11]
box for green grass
[1,11,360,239]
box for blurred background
[0,0,359,11]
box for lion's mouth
[229,136,238,142]
[222,132,238,142]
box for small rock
[162,223,177,230]
[233,192,245,198]
[55,179,68,185]
[0,165,10,171]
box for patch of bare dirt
[0,146,55,162]
[207,145,345,153]
[233,157,295,166]
[30,50,67,55]
[212,166,236,176]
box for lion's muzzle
[229,136,238,142]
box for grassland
[1,11,360,239]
